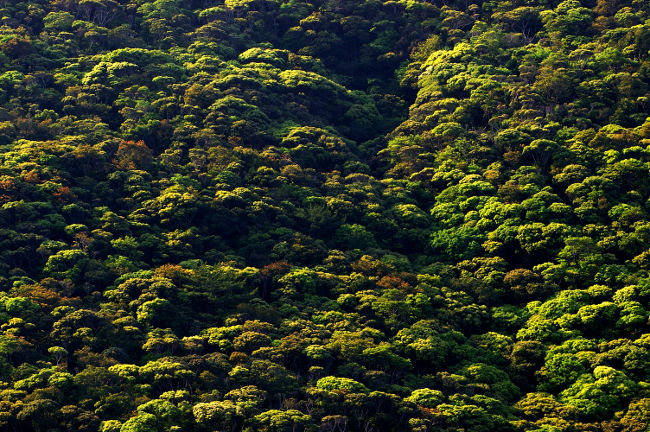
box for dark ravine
[0,0,648,431]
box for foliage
[0,0,647,431]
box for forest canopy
[0,0,648,431]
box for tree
[252,409,313,432]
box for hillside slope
[0,0,648,431]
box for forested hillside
[0,0,648,431]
